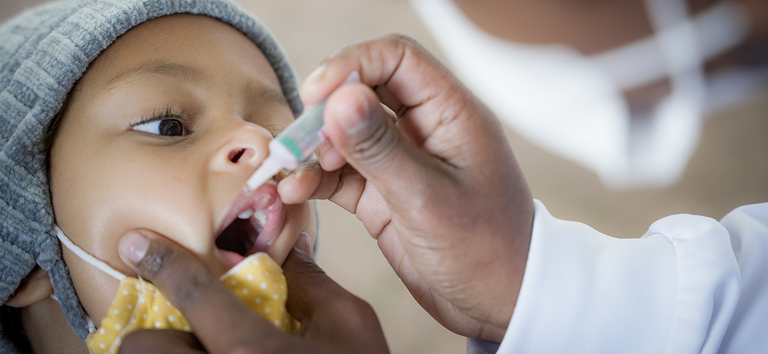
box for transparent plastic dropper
[245,71,361,191]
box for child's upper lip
[215,182,285,253]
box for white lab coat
[470,200,768,353]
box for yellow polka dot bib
[87,253,298,354]
[54,227,298,354]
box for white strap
[643,0,707,124]
[644,0,703,78]
[55,226,126,281]
[87,317,97,334]
[592,2,747,91]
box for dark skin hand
[116,230,389,354]
[278,34,534,343]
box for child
[0,0,316,352]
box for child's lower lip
[219,249,245,270]
[250,202,286,253]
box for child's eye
[131,106,191,137]
[133,119,188,136]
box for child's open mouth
[214,182,285,269]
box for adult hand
[278,34,534,343]
[116,230,389,354]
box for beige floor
[3,1,767,353]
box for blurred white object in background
[411,0,763,189]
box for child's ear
[5,266,53,308]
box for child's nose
[208,124,271,175]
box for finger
[117,230,284,353]
[301,34,468,143]
[303,34,507,166]
[282,247,389,352]
[119,330,203,354]
[301,34,443,111]
[318,101,401,170]
[281,246,348,323]
[323,83,453,212]
[277,161,374,216]
[277,145,365,211]
[316,140,346,171]
[277,161,324,204]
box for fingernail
[337,93,369,135]
[304,64,326,86]
[119,231,149,265]
[280,172,297,185]
[296,232,314,257]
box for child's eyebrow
[106,61,207,88]
[103,61,289,107]
[244,80,289,107]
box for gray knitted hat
[0,0,303,348]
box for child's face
[49,14,315,325]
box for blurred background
[2,1,767,353]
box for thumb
[323,83,446,201]
[281,244,387,351]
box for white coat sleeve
[493,200,768,354]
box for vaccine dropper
[245,71,360,191]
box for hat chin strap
[54,226,125,334]
[55,226,126,281]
